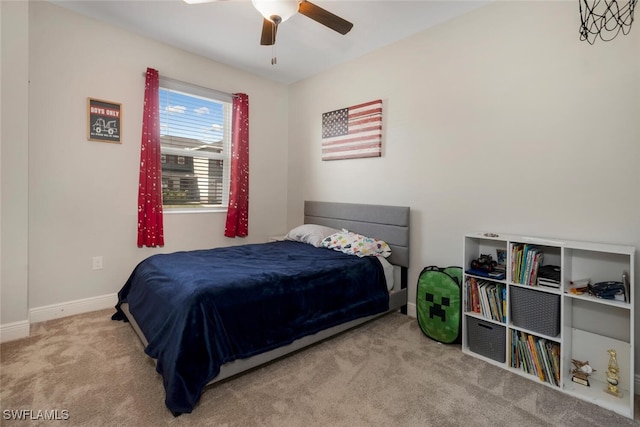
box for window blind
[158,79,232,209]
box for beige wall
[1,0,289,324]
[287,2,639,367]
[1,0,30,327]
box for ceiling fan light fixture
[183,0,219,4]
[252,0,299,24]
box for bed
[113,201,410,414]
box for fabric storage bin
[466,317,506,363]
[509,286,560,337]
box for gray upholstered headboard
[304,201,410,268]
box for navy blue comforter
[112,241,389,414]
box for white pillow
[284,224,340,248]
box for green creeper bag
[416,266,462,344]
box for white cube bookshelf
[461,232,635,419]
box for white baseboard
[0,320,30,343]
[407,301,416,318]
[1,294,118,343]
[29,293,117,324]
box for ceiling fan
[184,0,353,46]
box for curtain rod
[141,72,237,99]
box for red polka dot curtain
[137,67,164,247]
[224,93,249,238]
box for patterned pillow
[321,229,392,258]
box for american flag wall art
[321,99,382,161]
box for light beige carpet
[1,309,638,426]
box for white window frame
[159,77,232,213]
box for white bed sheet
[378,256,395,291]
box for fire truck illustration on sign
[92,118,118,135]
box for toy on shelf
[605,349,622,398]
[571,359,594,386]
[470,254,498,273]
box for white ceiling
[51,0,490,84]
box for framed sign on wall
[87,98,122,143]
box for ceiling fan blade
[260,18,278,46]
[298,1,353,35]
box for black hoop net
[579,0,638,44]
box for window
[159,79,232,210]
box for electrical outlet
[92,256,103,270]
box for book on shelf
[538,265,560,280]
[537,338,557,386]
[490,285,500,321]
[478,283,490,317]
[472,278,480,312]
[510,244,544,286]
[512,329,524,370]
[467,278,505,322]
[511,244,523,282]
[511,330,517,367]
[536,264,560,288]
[527,334,546,382]
[502,287,507,323]
[515,331,534,376]
[494,286,503,322]
[528,252,543,286]
[537,278,561,288]
[488,269,506,279]
[465,268,505,280]
[511,330,521,368]
[521,247,532,284]
[511,330,560,386]
[522,334,537,377]
[546,341,561,384]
